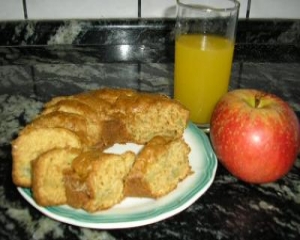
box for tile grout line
[137,0,141,91]
[22,0,28,19]
[246,0,251,19]
[138,0,141,18]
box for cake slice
[124,136,192,198]
[64,150,136,212]
[32,148,82,206]
[23,111,91,146]
[12,127,82,187]
[41,99,102,146]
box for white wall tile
[1,0,300,22]
[0,0,24,20]
[26,0,138,20]
[250,0,300,19]
[141,0,176,18]
[141,0,248,19]
[238,0,249,19]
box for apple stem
[254,93,268,108]
[255,94,262,108]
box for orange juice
[174,34,234,125]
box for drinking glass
[174,0,240,131]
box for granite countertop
[0,19,300,240]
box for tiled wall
[0,0,300,21]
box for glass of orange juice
[174,0,240,131]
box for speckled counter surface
[0,20,300,240]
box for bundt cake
[12,87,191,211]
[124,136,192,198]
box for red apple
[210,89,300,183]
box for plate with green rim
[18,122,217,229]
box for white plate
[18,122,217,229]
